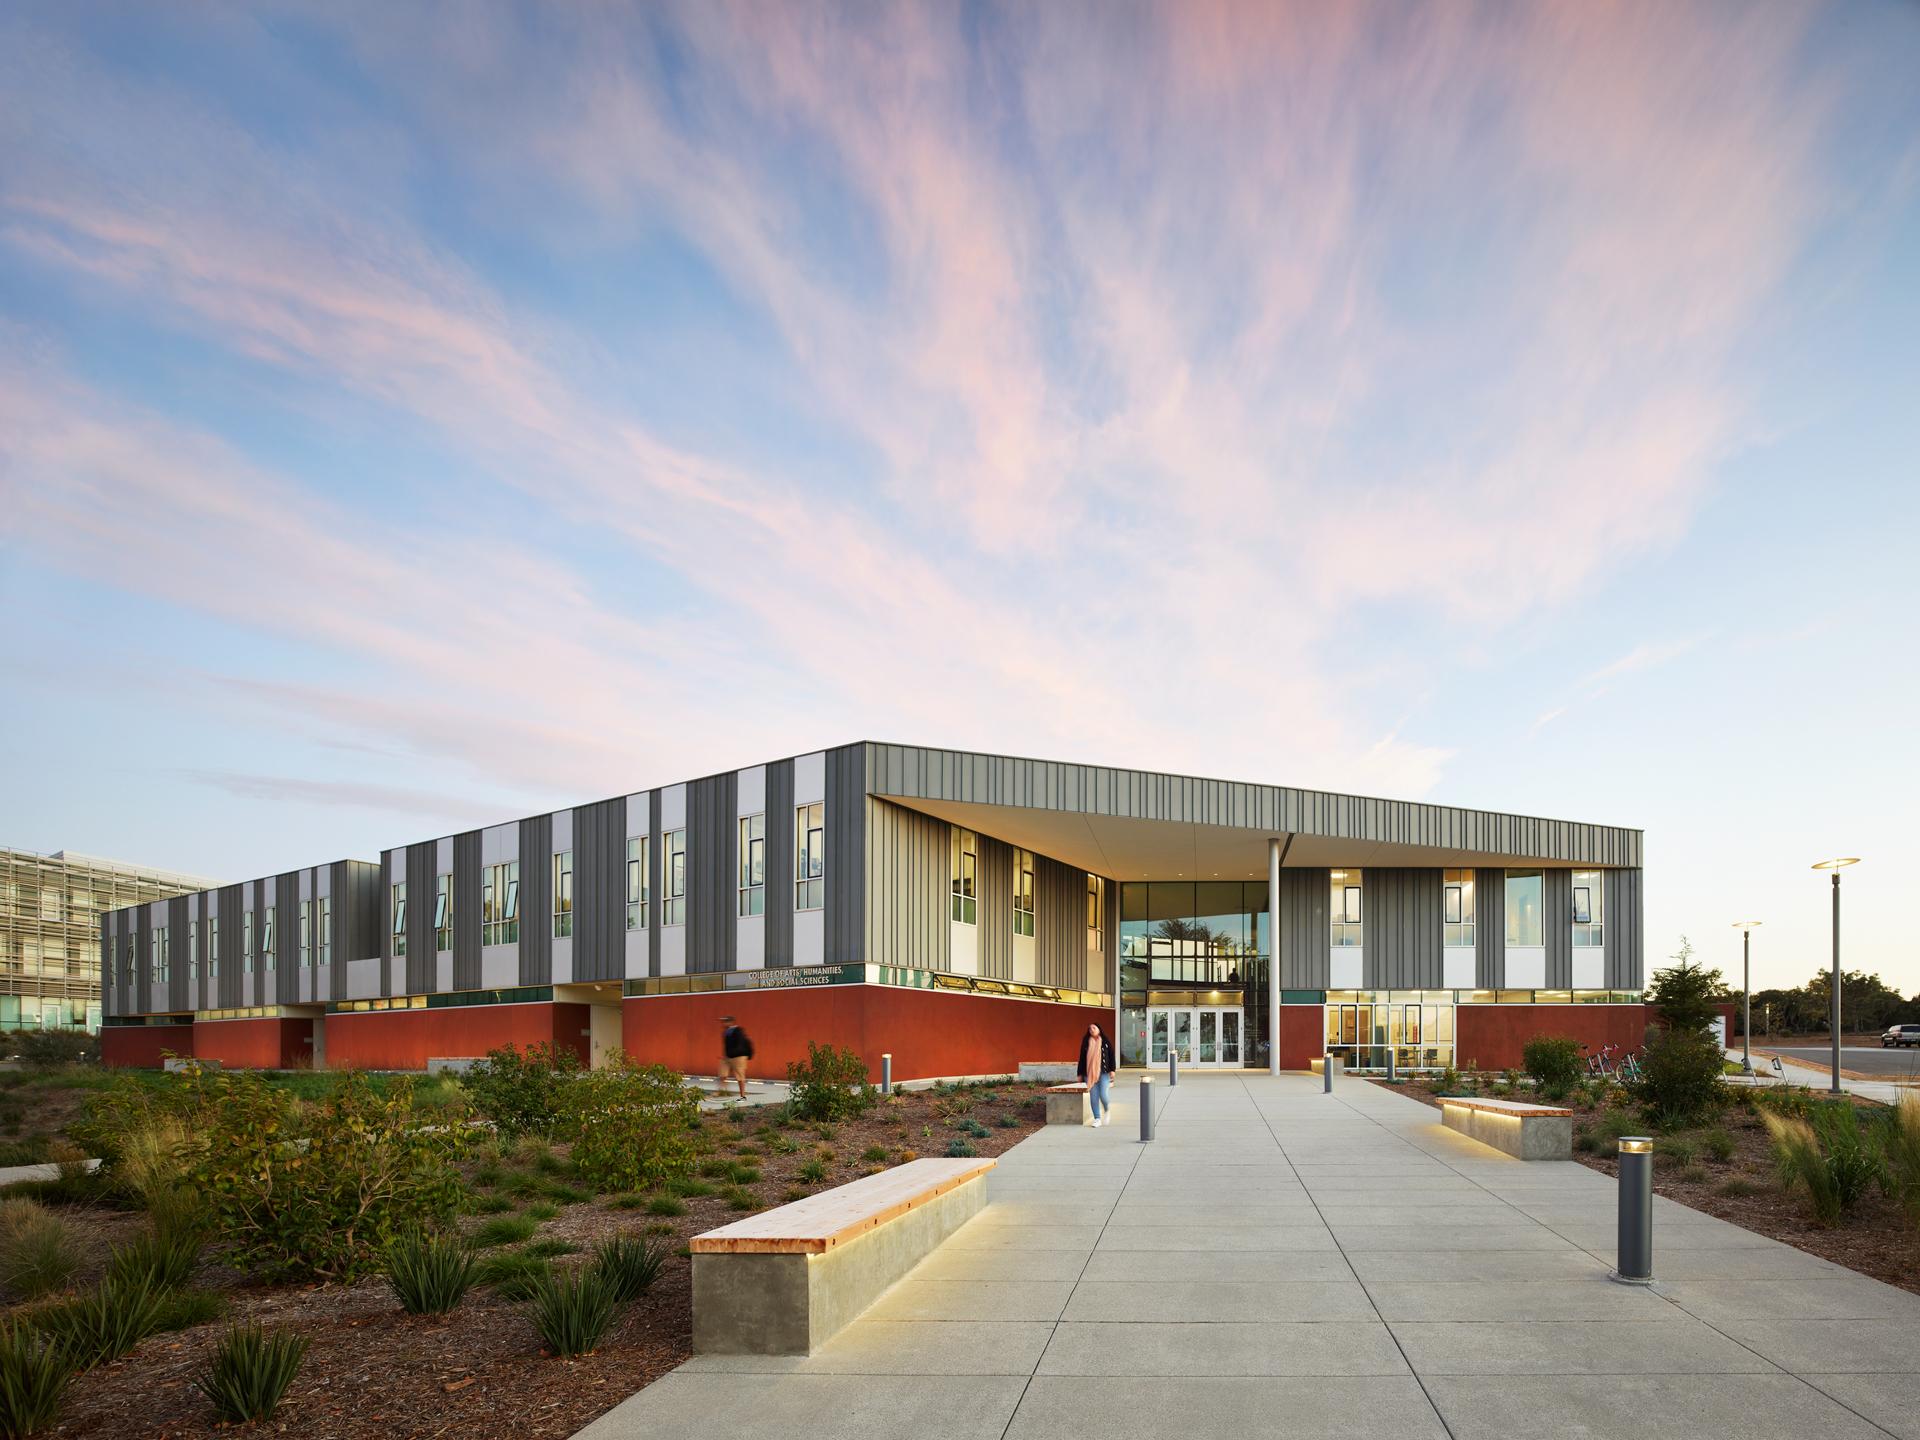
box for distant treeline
[1745,970,1920,1035]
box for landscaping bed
[0,1059,1048,1439]
[1376,1074,1920,1297]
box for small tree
[559,1054,699,1193]
[1643,938,1727,1035]
[459,1042,582,1138]
[785,1042,874,1122]
[1520,1036,1583,1100]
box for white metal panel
[481,823,517,866]
[1442,948,1476,990]
[552,808,573,852]
[1572,948,1605,989]
[552,934,572,983]
[1329,950,1363,989]
[948,920,978,976]
[737,914,765,971]
[1506,946,1547,988]
[1012,932,1036,984]
[625,791,651,836]
[662,783,687,831]
[346,957,382,1000]
[794,909,825,967]
[737,765,766,816]
[659,926,686,976]
[794,751,826,805]
[434,954,453,993]
[624,918,650,979]
[481,950,518,988]
[436,837,453,872]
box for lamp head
[1731,920,1762,931]
[1811,857,1860,871]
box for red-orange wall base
[622,986,1113,1084]
[102,1025,196,1068]
[1277,1005,1325,1070]
[191,1018,313,1070]
[323,1003,591,1071]
[1454,1005,1651,1073]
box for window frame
[738,813,766,917]
[1330,869,1364,948]
[391,882,407,957]
[795,802,825,911]
[1013,848,1036,938]
[1505,869,1544,949]
[262,906,275,969]
[1571,869,1604,949]
[553,850,573,939]
[1443,868,1476,949]
[482,860,520,946]
[626,835,648,930]
[664,829,687,927]
[1087,875,1103,949]
[319,896,332,967]
[950,828,977,925]
[299,900,313,968]
[435,873,453,952]
[209,915,220,979]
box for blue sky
[3,2,1917,995]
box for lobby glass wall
[1119,881,1268,1069]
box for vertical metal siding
[168,895,189,1013]
[1543,868,1573,988]
[573,797,626,982]
[1035,855,1083,989]
[1363,869,1442,989]
[1606,868,1644,990]
[219,883,244,1009]
[686,775,736,974]
[195,893,208,1012]
[1101,878,1118,995]
[824,745,866,965]
[519,815,553,985]
[251,878,266,1007]
[135,907,150,1014]
[765,760,795,967]
[378,851,394,998]
[863,797,950,971]
[453,831,482,991]
[978,835,1013,980]
[647,791,663,978]
[406,844,436,993]
[1278,868,1327,988]
[275,872,298,1005]
[1475,868,1505,988]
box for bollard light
[1139,1076,1154,1143]
[1612,1136,1654,1284]
[1323,1054,1333,1094]
[1169,1045,1178,1087]
[881,1053,892,1096]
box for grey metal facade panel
[863,742,1640,867]
[1035,854,1085,990]
[330,862,349,997]
[1606,869,1644,990]
[453,831,482,991]
[685,775,735,974]
[1363,869,1442,990]
[275,872,298,1005]
[341,861,381,975]
[1101,878,1118,995]
[647,790,663,978]
[405,844,436,994]
[824,745,866,965]
[765,760,795,968]
[1475,868,1505,988]
[250,879,264,1007]
[864,798,950,972]
[1278,868,1328,988]
[219,883,244,1009]
[134,907,149,1014]
[978,834,1013,980]
[1543,868,1573,989]
[573,797,626,983]
[194,892,208,1012]
[519,815,553,986]
[168,895,190,1013]
[377,851,393,998]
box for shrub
[8,1030,95,1069]
[105,1227,202,1292]
[1678,1164,1710,1185]
[781,1186,809,1203]
[592,1234,668,1303]
[997,1115,1019,1128]
[524,1201,559,1222]
[1764,1107,1880,1225]
[194,1323,308,1425]
[1700,1129,1738,1163]
[543,1183,591,1206]
[0,1318,71,1437]
[724,1163,761,1186]
[184,1068,470,1283]
[112,1114,196,1206]
[524,1238,580,1259]
[460,1044,583,1138]
[1521,1037,1584,1100]
[666,1177,715,1199]
[30,1274,169,1369]
[1653,1137,1696,1164]
[559,1058,700,1194]
[645,1195,686,1217]
[469,1215,537,1249]
[528,1269,617,1358]
[0,1201,80,1301]
[1573,1130,1599,1153]
[1626,1027,1727,1131]
[861,1145,889,1164]
[1718,1177,1764,1198]
[796,1159,826,1183]
[386,1233,475,1316]
[474,1250,551,1301]
[150,1287,226,1334]
[946,1139,977,1158]
[1881,1093,1920,1223]
[473,1193,514,1215]
[722,1186,755,1211]
[785,1043,874,1122]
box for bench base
[692,1171,991,1354]
[1044,1085,1090,1125]
[1441,1102,1572,1160]
[1019,1061,1078,1083]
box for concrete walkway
[577,1073,1920,1440]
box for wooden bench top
[1438,1096,1573,1118]
[1045,1082,1089,1093]
[689,1157,996,1255]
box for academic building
[99,743,1646,1078]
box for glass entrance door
[1146,1006,1243,1068]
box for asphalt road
[1765,1045,1920,1077]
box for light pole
[1730,922,1761,1074]
[1811,858,1860,1096]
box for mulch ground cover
[22,1080,1050,1439]
[1376,1076,1920,1298]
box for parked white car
[1882,1024,1920,1048]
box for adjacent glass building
[0,849,211,1031]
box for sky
[2,1,1917,996]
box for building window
[950,829,977,925]
[1443,869,1475,948]
[209,916,220,979]
[262,906,275,970]
[1572,869,1604,948]
[1013,849,1036,937]
[435,873,453,952]
[1331,869,1363,947]
[738,814,766,917]
[664,830,686,926]
[300,901,312,968]
[151,926,169,984]
[1087,875,1103,949]
[795,803,824,910]
[553,851,573,938]
[483,861,519,946]
[243,909,254,968]
[391,883,407,957]
[319,896,332,966]
[626,836,647,930]
[1506,869,1544,948]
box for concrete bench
[1308,1056,1344,1077]
[425,1057,481,1075]
[689,1156,996,1354]
[1438,1095,1573,1160]
[1019,1060,1078,1083]
[1044,1082,1090,1124]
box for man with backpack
[719,1015,754,1099]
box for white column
[1268,837,1282,1076]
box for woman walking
[1077,1022,1116,1127]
